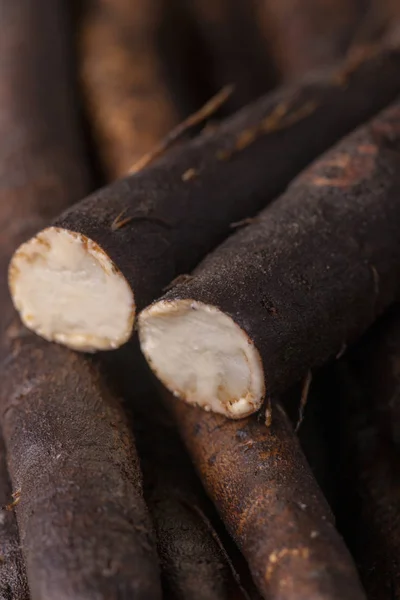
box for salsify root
[10,41,400,352]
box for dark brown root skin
[47,43,400,320]
[81,9,244,594]
[332,308,400,599]
[257,0,368,80]
[0,0,92,594]
[148,453,242,600]
[167,394,366,600]
[100,346,243,600]
[154,97,400,405]
[184,0,278,111]
[0,1,162,597]
[79,0,180,179]
[0,329,161,600]
[146,433,242,600]
[0,435,29,599]
[153,495,240,600]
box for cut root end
[138,299,265,419]
[8,227,135,352]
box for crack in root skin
[295,370,312,432]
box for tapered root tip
[138,299,265,418]
[8,227,135,351]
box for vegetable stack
[3,1,400,599]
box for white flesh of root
[9,227,135,352]
[138,299,265,418]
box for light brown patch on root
[333,43,380,87]
[216,149,233,161]
[236,493,272,538]
[265,396,272,427]
[182,167,197,181]
[217,99,317,163]
[234,129,259,151]
[265,547,310,582]
[3,489,21,512]
[303,143,377,188]
[261,101,318,133]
